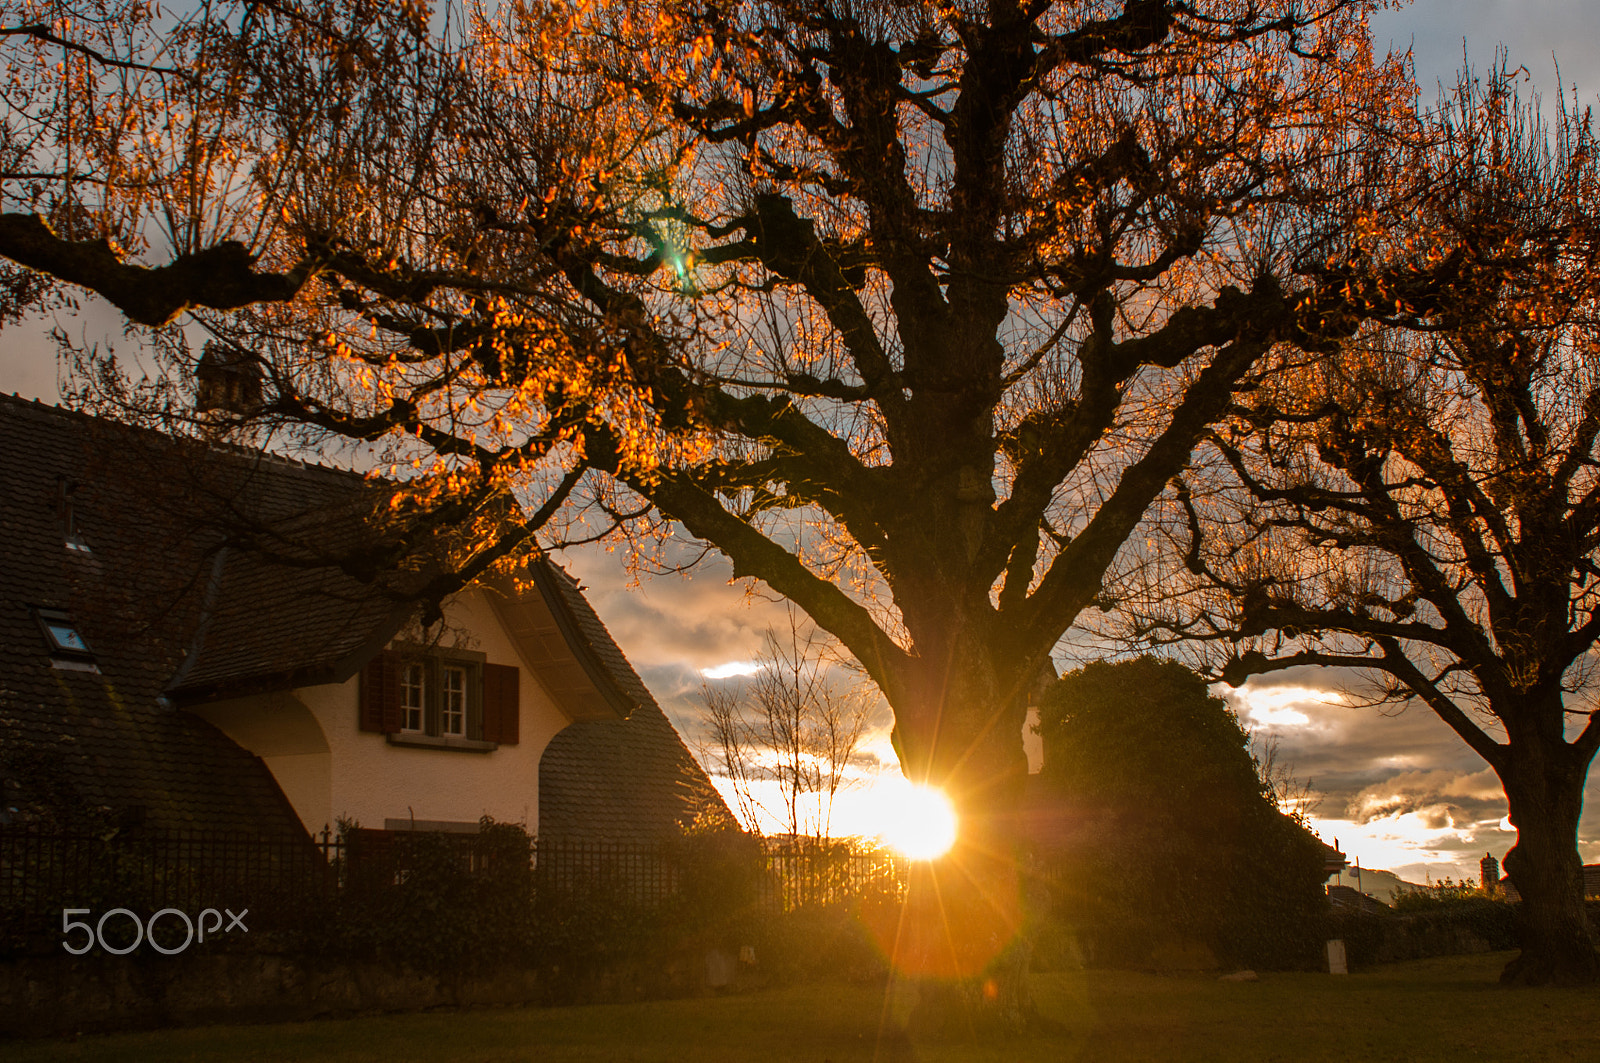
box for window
[441,665,467,736]
[38,610,89,655]
[32,606,99,673]
[400,662,426,733]
[359,648,520,750]
[382,653,480,739]
[34,606,93,656]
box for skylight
[34,607,93,658]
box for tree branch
[0,214,312,326]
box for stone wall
[0,939,745,1039]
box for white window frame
[391,646,485,741]
[400,661,427,733]
[440,664,468,736]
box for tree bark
[1496,729,1600,986]
[886,652,1040,1033]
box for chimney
[195,342,263,416]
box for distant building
[1480,852,1500,892]
[1325,865,1421,906]
[1322,840,1347,882]
[1327,884,1391,916]
[1495,859,1600,904]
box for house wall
[197,589,575,837]
[190,691,332,834]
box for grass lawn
[8,952,1597,1063]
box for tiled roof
[165,502,409,701]
[525,560,641,720]
[153,430,411,702]
[1327,884,1392,916]
[0,395,308,835]
[535,563,730,843]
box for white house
[0,393,724,843]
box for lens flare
[881,785,958,860]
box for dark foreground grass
[9,952,1598,1063]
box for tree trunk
[1496,739,1600,986]
[887,655,1040,1034]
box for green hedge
[1327,897,1519,968]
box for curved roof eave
[485,559,638,723]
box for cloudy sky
[4,1,1600,883]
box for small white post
[1326,939,1348,975]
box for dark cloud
[561,549,1600,876]
[1345,768,1506,828]
[561,545,791,673]
[1228,667,1488,803]
[1229,669,1600,875]
[555,544,789,747]
[558,542,895,754]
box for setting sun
[880,785,959,860]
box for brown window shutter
[360,650,402,734]
[483,663,519,745]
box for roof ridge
[0,391,368,485]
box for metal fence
[0,826,329,917]
[301,829,905,911]
[317,830,687,908]
[0,825,906,950]
[755,842,907,911]
[0,826,332,953]
[533,837,683,907]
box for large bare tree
[0,0,1437,1011]
[1143,68,1600,985]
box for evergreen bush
[1036,657,1328,970]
